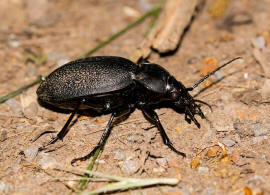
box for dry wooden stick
[135,0,202,60]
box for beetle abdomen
[37,56,138,102]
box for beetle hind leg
[141,106,186,158]
[71,112,116,165]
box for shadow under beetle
[37,56,241,164]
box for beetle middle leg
[71,105,134,165]
[141,106,186,157]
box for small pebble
[138,0,152,12]
[42,109,58,121]
[121,159,140,175]
[0,182,13,194]
[214,71,224,80]
[198,166,209,174]
[23,102,38,119]
[126,133,144,145]
[202,187,214,195]
[67,180,77,188]
[113,149,125,161]
[96,159,105,164]
[24,147,39,160]
[186,56,197,64]
[213,119,233,132]
[8,39,20,48]
[48,51,61,61]
[57,57,70,67]
[249,123,269,137]
[38,153,57,169]
[156,157,168,167]
[222,137,236,147]
[248,175,264,185]
[153,166,165,174]
[6,98,22,113]
[0,130,7,142]
[252,36,266,49]
[252,136,268,144]
[123,6,140,18]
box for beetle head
[166,76,206,128]
[167,57,242,128]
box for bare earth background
[1,0,270,194]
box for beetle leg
[39,100,83,151]
[185,107,200,129]
[141,106,186,158]
[71,112,116,165]
[185,113,192,124]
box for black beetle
[37,56,241,164]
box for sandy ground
[1,0,270,194]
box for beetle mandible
[37,56,241,164]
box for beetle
[37,56,241,164]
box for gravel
[24,147,39,161]
[222,137,236,147]
[113,149,125,161]
[121,159,140,175]
[38,153,57,169]
[252,36,266,49]
[0,182,13,194]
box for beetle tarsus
[71,146,100,165]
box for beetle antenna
[188,57,242,91]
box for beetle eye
[171,92,179,100]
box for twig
[136,0,201,59]
[151,0,198,53]
[0,76,44,103]
[57,165,179,195]
[80,178,179,195]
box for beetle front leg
[141,106,186,158]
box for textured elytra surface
[37,56,138,102]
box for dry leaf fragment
[220,155,233,164]
[206,147,219,157]
[201,57,219,76]
[243,186,252,195]
[190,154,200,169]
[209,0,228,19]
[175,126,182,134]
[94,118,102,123]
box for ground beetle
[37,56,241,164]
